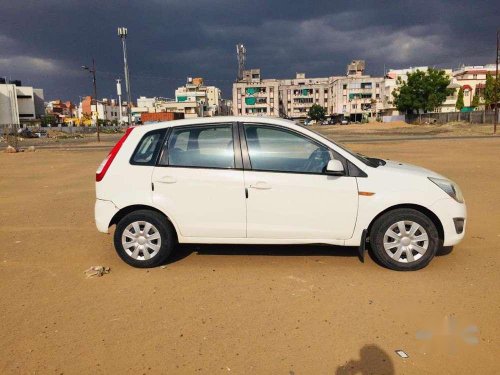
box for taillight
[96,127,135,182]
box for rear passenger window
[130,131,164,165]
[160,125,234,169]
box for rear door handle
[249,181,272,190]
[156,176,177,184]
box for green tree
[471,94,480,108]
[41,115,56,126]
[392,68,453,114]
[483,73,499,109]
[307,104,326,122]
[456,88,464,110]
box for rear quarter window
[130,130,166,166]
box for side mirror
[325,159,345,176]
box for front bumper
[95,199,119,233]
[431,198,467,246]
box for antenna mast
[236,43,246,81]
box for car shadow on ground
[167,243,454,265]
[335,344,395,375]
[168,243,360,264]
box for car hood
[380,160,445,179]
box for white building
[330,75,384,121]
[0,81,44,125]
[133,96,201,120]
[382,67,458,115]
[157,100,201,119]
[175,77,222,116]
[133,78,226,120]
[280,73,331,119]
[136,96,157,112]
[452,64,498,108]
[77,96,127,125]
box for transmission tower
[236,43,246,81]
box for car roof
[136,116,297,131]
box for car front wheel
[114,210,175,268]
[370,208,442,271]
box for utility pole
[495,29,499,134]
[81,58,100,142]
[118,27,133,125]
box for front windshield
[305,127,379,167]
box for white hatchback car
[95,117,466,271]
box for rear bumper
[95,199,119,233]
[431,198,467,246]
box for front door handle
[155,176,177,184]
[249,181,272,190]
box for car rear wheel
[370,208,441,271]
[114,210,174,268]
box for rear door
[240,123,359,240]
[152,123,246,239]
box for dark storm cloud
[0,0,497,101]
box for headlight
[428,177,464,203]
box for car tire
[114,210,175,268]
[369,208,442,271]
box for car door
[241,123,359,240]
[152,123,246,239]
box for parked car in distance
[34,131,48,138]
[17,128,37,138]
[95,116,466,271]
[341,119,349,125]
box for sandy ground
[0,135,499,374]
[309,121,497,141]
[1,122,497,150]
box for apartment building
[233,61,385,122]
[232,69,280,117]
[279,73,331,119]
[175,77,222,116]
[330,75,384,121]
[0,79,44,125]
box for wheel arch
[109,204,179,240]
[366,203,444,242]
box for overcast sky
[0,0,497,103]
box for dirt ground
[309,121,497,141]
[1,121,497,150]
[0,135,499,374]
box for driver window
[244,124,331,173]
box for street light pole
[494,29,499,134]
[81,58,100,142]
[116,79,123,125]
[118,27,133,125]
